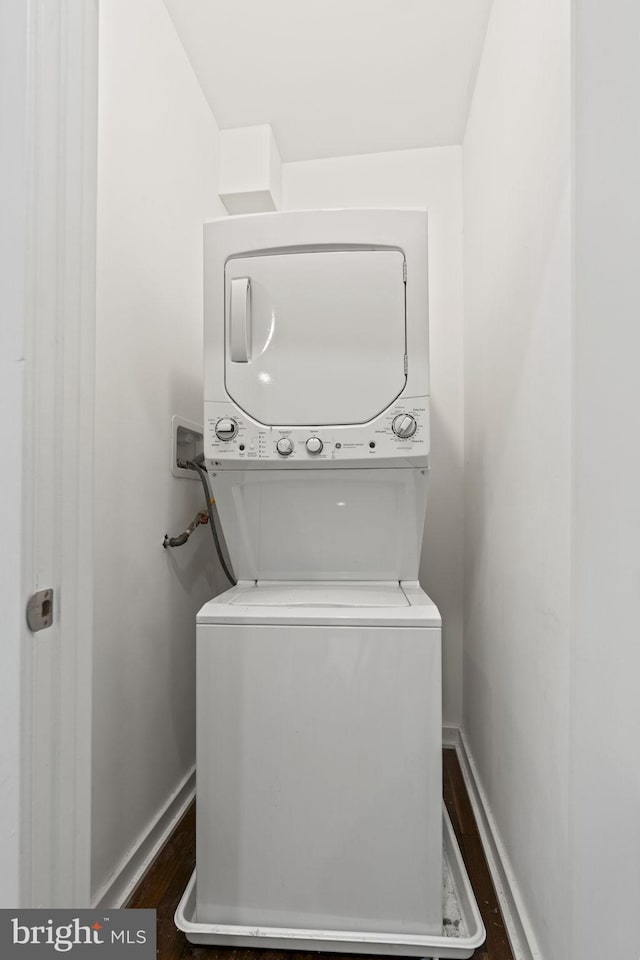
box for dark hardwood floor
[127,748,513,960]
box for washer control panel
[205,399,429,468]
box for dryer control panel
[204,399,430,470]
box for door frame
[19,0,99,907]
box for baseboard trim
[92,765,196,909]
[442,723,461,748]
[448,728,542,960]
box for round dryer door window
[224,248,407,426]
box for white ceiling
[163,0,493,162]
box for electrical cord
[186,458,236,585]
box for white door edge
[20,0,98,907]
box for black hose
[187,459,236,586]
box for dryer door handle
[230,277,251,362]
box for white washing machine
[196,581,442,936]
[194,210,447,946]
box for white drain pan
[175,807,486,959]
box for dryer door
[224,249,406,426]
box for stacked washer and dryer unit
[195,209,448,951]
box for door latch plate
[26,588,54,633]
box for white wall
[284,149,464,724]
[571,3,640,956]
[0,0,28,907]
[462,1,571,957]
[92,0,227,902]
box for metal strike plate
[26,588,54,633]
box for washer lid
[197,581,441,628]
[229,581,409,608]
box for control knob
[306,437,323,455]
[215,418,238,441]
[276,437,294,457]
[392,414,417,439]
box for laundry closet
[84,3,640,960]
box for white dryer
[196,210,444,944]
